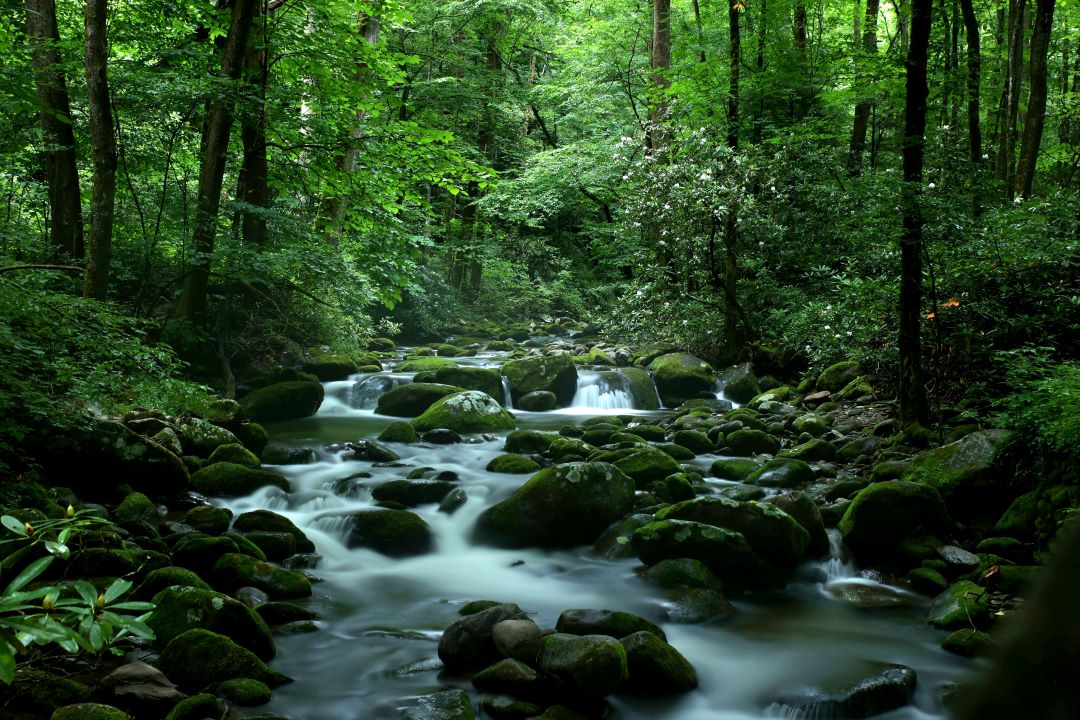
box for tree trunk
[728,5,741,150]
[82,0,116,299]
[754,0,767,144]
[175,0,258,323]
[850,0,880,174]
[996,0,1027,197]
[650,0,672,151]
[1014,0,1056,198]
[724,5,743,354]
[25,0,83,259]
[899,0,932,427]
[238,1,269,248]
[959,0,981,164]
[692,0,707,63]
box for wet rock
[344,439,401,462]
[487,454,542,474]
[375,383,462,417]
[778,438,836,462]
[591,514,654,560]
[672,429,713,454]
[975,536,1029,564]
[400,689,475,720]
[504,430,559,455]
[372,480,455,506]
[51,703,131,720]
[347,509,434,557]
[475,462,634,549]
[190,462,289,497]
[215,677,272,706]
[102,662,182,716]
[492,618,544,665]
[765,491,830,558]
[838,481,951,564]
[718,364,760,404]
[244,531,296,561]
[816,361,862,393]
[171,534,246,577]
[909,567,950,594]
[439,488,468,514]
[725,428,779,456]
[518,390,558,411]
[158,629,289,692]
[619,631,698,695]
[480,694,544,719]
[397,357,460,372]
[412,391,516,433]
[538,633,628,699]
[181,504,232,535]
[824,579,923,608]
[377,422,419,444]
[937,545,980,572]
[148,586,275,660]
[434,366,504,403]
[903,429,1012,522]
[239,381,324,423]
[613,448,682,488]
[211,553,312,599]
[502,353,578,406]
[660,588,734,623]
[649,353,715,407]
[638,558,720,589]
[162,693,220,720]
[472,658,540,695]
[438,603,529,672]
[927,580,991,629]
[233,509,315,552]
[555,609,665,641]
[710,457,761,481]
[135,566,210,599]
[631,520,782,589]
[773,664,917,719]
[422,428,463,444]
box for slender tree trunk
[959,0,981,163]
[692,0,707,63]
[175,0,258,322]
[899,0,933,427]
[25,0,83,259]
[895,0,910,54]
[850,0,881,174]
[650,0,672,151]
[82,0,116,299]
[793,2,808,119]
[754,0,767,143]
[728,5,741,150]
[996,0,1027,196]
[723,5,743,354]
[238,1,269,248]
[1014,0,1056,198]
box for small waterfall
[821,528,857,581]
[500,376,513,409]
[571,370,635,410]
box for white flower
[928,182,936,189]
[824,325,832,330]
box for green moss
[411,391,516,433]
[207,443,260,468]
[51,704,131,720]
[215,678,272,706]
[211,553,312,599]
[148,586,275,660]
[614,448,682,488]
[486,454,542,474]
[239,381,324,423]
[375,383,463,417]
[648,353,715,407]
[397,357,460,372]
[710,458,760,481]
[502,354,578,406]
[164,694,220,720]
[190,462,289,497]
[158,630,290,691]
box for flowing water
[217,357,980,720]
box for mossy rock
[176,417,243,458]
[718,364,760,404]
[652,472,695,503]
[368,337,397,351]
[191,462,289,497]
[215,678,272,706]
[377,421,419,443]
[7,670,91,715]
[475,462,635,548]
[672,429,713,454]
[158,629,290,691]
[302,348,358,381]
[778,438,836,462]
[614,448,682,488]
[149,586,275,660]
[517,390,558,411]
[211,553,312,599]
[626,424,665,441]
[433,366,504,403]
[839,481,951,565]
[51,704,131,720]
[710,457,761,481]
[232,509,315,552]
[909,567,950,594]
[371,480,455,507]
[631,520,781,588]
[555,608,666,641]
[239,381,324,423]
[547,437,595,461]
[637,558,720,590]
[504,429,559,454]
[231,421,269,456]
[746,458,815,488]
[927,580,991,629]
[163,694,221,720]
[207,442,260,468]
[619,630,699,696]
[502,354,578,406]
[397,357,459,372]
[621,367,662,410]
[648,353,715,407]
[657,443,697,461]
[725,428,779,456]
[401,690,476,720]
[486,454,542,474]
[136,566,211,599]
[994,490,1040,538]
[792,413,829,437]
[632,342,680,367]
[70,548,169,579]
[347,509,433,556]
[538,633,629,699]
[765,491,830,558]
[816,361,862,392]
[411,391,516,433]
[941,629,994,657]
[375,383,463,417]
[113,491,158,530]
[903,429,1013,522]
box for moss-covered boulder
[148,587,275,660]
[779,438,836,462]
[718,364,760,404]
[903,429,1013,521]
[765,491,830,557]
[517,390,558,411]
[302,348,357,381]
[438,602,529,671]
[747,458,815,488]
[411,391,516,433]
[725,428,779,456]
[631,520,780,588]
[839,481,951,564]
[51,704,131,720]
[941,629,994,657]
[619,631,698,696]
[206,442,260,468]
[927,580,991,629]
[710,457,761,481]
[239,381,324,423]
[377,421,419,443]
[163,694,220,720]
[486,454,542,474]
[210,553,312,599]
[555,609,665,641]
[433,366,504,403]
[374,383,462,417]
[656,496,810,567]
[792,413,829,437]
[233,509,315,552]
[672,429,713,454]
[397,357,459,372]
[613,448,683,488]
[136,567,211,599]
[538,633,629,699]
[621,367,662,410]
[649,353,715,407]
[504,429,559,454]
[171,534,252,577]
[817,360,862,392]
[475,462,635,548]
[502,354,578,406]
[191,462,289,497]
[114,491,159,531]
[215,677,271,706]
[371,480,455,506]
[176,418,242,458]
[157,629,290,691]
[347,509,433,556]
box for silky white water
[216,363,977,720]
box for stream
[217,347,980,720]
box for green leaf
[72,580,99,607]
[0,642,15,685]
[1,516,26,537]
[103,579,132,605]
[3,556,53,594]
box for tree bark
[728,5,741,150]
[724,5,743,354]
[175,0,258,322]
[899,0,932,427]
[237,1,269,248]
[82,0,116,299]
[650,0,672,151]
[850,0,881,174]
[1014,0,1056,198]
[754,0,767,143]
[995,0,1027,197]
[959,0,981,164]
[25,0,84,259]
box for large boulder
[765,491,830,558]
[620,367,662,410]
[538,633,628,699]
[411,391,516,433]
[774,664,917,719]
[176,418,242,458]
[157,629,289,691]
[210,553,312,599]
[239,381,324,423]
[375,383,463,417]
[631,520,781,588]
[619,631,698,696]
[927,580,991,629]
[346,509,433,556]
[725,428,780,456]
[555,609,665,641]
[613,448,683,488]
[438,603,529,672]
[648,353,715,407]
[718,364,761,404]
[816,361,862,393]
[502,354,578,406]
[746,458,815,488]
[474,462,635,548]
[190,463,289,497]
[656,496,810,567]
[397,357,459,372]
[232,510,315,552]
[903,429,1012,521]
[302,348,358,381]
[433,366,505,403]
[838,481,951,564]
[148,587,275,660]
